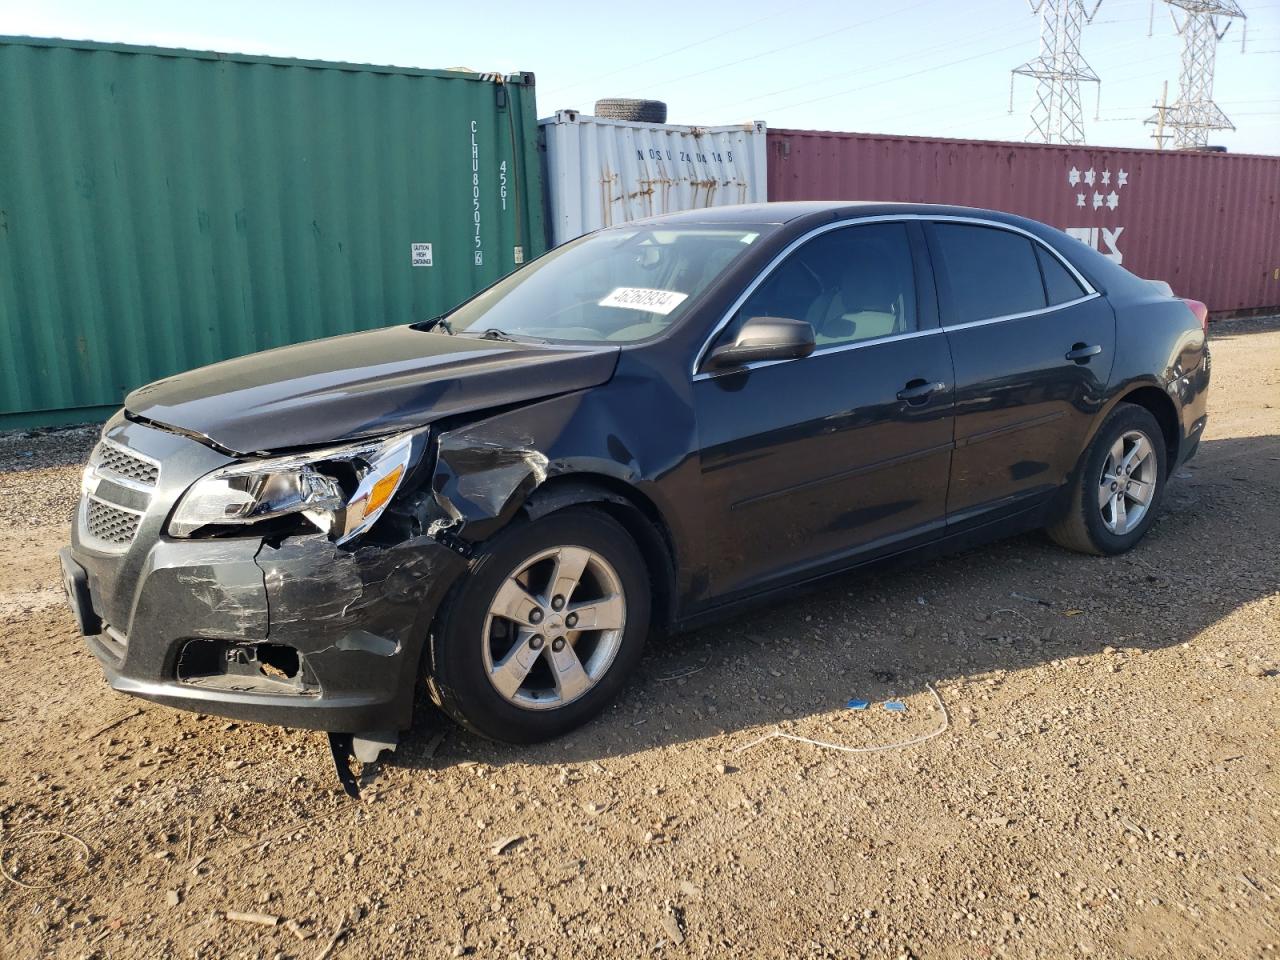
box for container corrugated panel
[0,37,546,426]
[767,128,1280,315]
[540,110,767,247]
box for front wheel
[1048,403,1168,556]
[426,507,650,743]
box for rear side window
[933,224,1047,324]
[1035,244,1088,305]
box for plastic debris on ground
[736,684,950,757]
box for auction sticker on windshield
[598,287,689,315]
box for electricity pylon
[1010,0,1105,145]
[1146,0,1246,149]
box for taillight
[1182,298,1209,334]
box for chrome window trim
[939,291,1102,333]
[690,213,1099,378]
[694,327,944,381]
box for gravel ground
[0,319,1277,960]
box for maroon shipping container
[767,129,1280,316]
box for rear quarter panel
[1099,293,1209,462]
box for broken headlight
[169,431,421,544]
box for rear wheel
[426,508,649,743]
[1048,404,1167,555]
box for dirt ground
[1,319,1277,960]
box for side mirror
[706,316,816,370]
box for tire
[426,507,650,743]
[593,98,668,124]
[1047,403,1168,556]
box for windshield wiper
[413,315,454,334]
[445,326,549,343]
[463,327,547,343]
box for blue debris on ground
[883,701,907,713]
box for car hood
[125,325,621,455]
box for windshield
[440,225,773,343]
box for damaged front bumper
[66,417,468,733]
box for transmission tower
[1145,1,1246,148]
[1010,0,1104,145]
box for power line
[541,11,787,97]
[850,40,1229,130]
[767,38,1032,115]
[851,31,1167,126]
[701,17,1029,115]
[620,0,941,97]
[1101,95,1280,108]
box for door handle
[897,379,947,404]
[1065,342,1102,363]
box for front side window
[727,223,918,350]
[933,223,1047,324]
[441,225,773,343]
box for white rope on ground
[0,829,93,890]
[655,655,711,682]
[734,681,951,756]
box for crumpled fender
[427,390,645,543]
[423,360,699,574]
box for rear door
[926,220,1115,527]
[692,220,955,599]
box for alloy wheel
[481,545,627,710]
[1098,429,1158,535]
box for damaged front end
[67,364,659,768]
[67,414,470,736]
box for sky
[2,0,1278,154]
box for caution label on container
[411,243,433,267]
[598,287,688,315]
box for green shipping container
[0,37,546,429]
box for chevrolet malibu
[62,202,1210,760]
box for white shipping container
[540,110,768,247]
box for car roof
[634,200,1149,303]
[644,201,1032,229]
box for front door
[692,221,955,601]
[926,220,1116,526]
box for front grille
[97,442,159,485]
[86,498,142,545]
